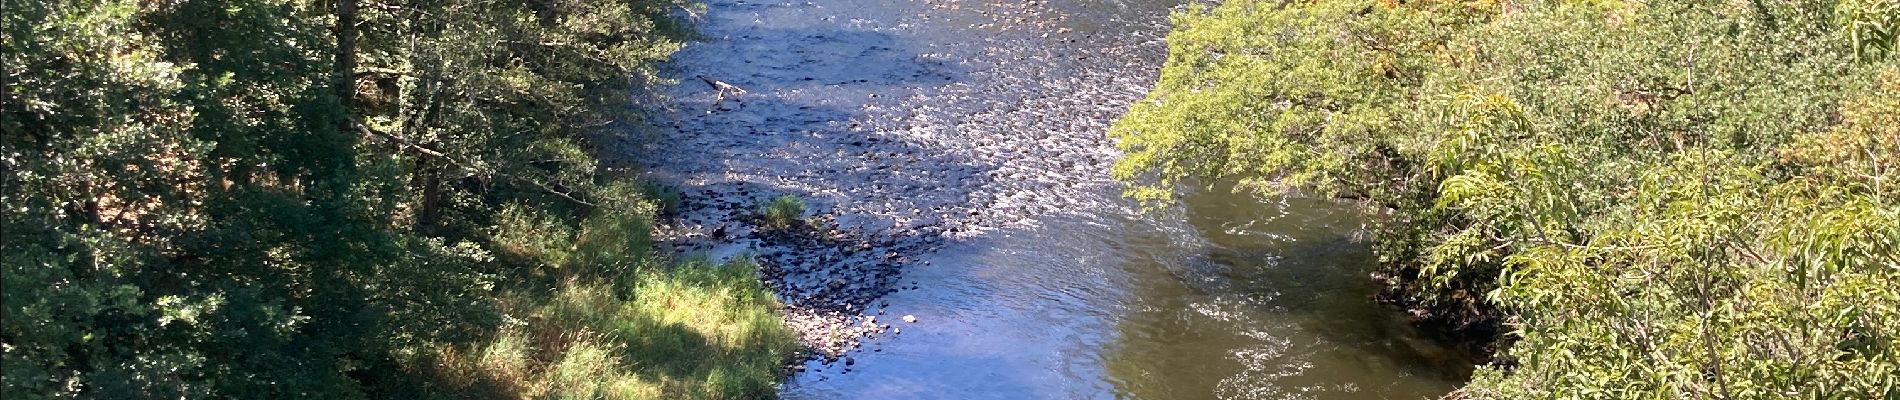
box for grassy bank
[1,0,798,398]
[390,190,799,400]
[1111,0,1898,397]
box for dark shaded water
[783,190,1462,399]
[642,0,1467,398]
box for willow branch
[353,122,598,208]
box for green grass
[460,259,794,400]
[757,195,807,229]
[417,191,798,400]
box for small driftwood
[697,75,747,111]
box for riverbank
[1108,1,1900,397]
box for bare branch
[353,122,598,208]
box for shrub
[1113,0,1900,397]
[758,195,807,229]
[643,182,686,217]
[493,203,580,266]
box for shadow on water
[780,189,1466,400]
[1103,189,1464,400]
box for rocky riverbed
[632,2,1465,398]
[636,0,1175,364]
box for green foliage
[5,0,389,395]
[1114,0,1900,397]
[495,203,583,266]
[419,257,798,400]
[348,0,692,217]
[1844,0,1900,61]
[758,195,808,229]
[643,181,686,217]
[1,0,793,398]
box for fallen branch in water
[698,74,747,110]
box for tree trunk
[415,159,443,229]
[334,0,357,113]
[409,85,444,230]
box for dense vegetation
[1112,0,1898,397]
[1,0,797,398]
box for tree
[4,0,792,398]
[1111,0,1900,397]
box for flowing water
[779,191,1464,399]
[639,0,1469,398]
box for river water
[639,0,1467,398]
[784,191,1464,399]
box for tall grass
[757,195,807,229]
[415,188,798,400]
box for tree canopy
[1112,0,1899,397]
[2,0,795,398]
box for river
[782,189,1465,399]
[637,0,1467,398]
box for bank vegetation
[2,0,797,398]
[1111,0,1898,397]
